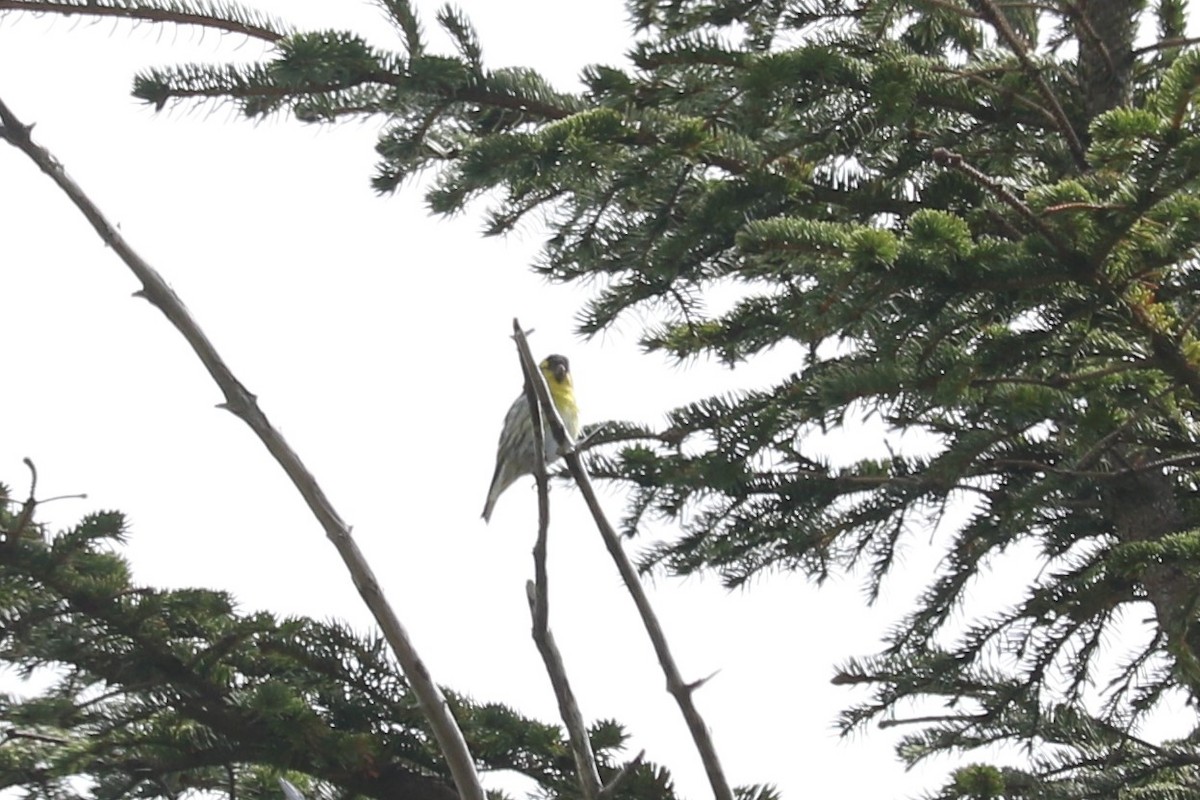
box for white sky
[0,2,973,798]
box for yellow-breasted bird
[481,354,581,522]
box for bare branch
[513,323,602,800]
[522,334,553,638]
[524,583,604,800]
[510,322,735,800]
[0,95,486,800]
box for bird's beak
[552,363,568,382]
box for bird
[482,354,581,522]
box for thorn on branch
[684,669,721,694]
[0,118,33,145]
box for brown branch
[932,147,1075,256]
[0,95,487,800]
[1043,201,1120,214]
[990,457,1118,478]
[1133,36,1200,55]
[970,358,1153,389]
[0,0,287,42]
[877,713,990,729]
[510,322,736,800]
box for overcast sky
[1,2,974,797]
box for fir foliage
[0,489,678,800]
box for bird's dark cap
[542,354,570,381]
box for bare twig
[511,321,735,800]
[3,458,40,545]
[0,95,486,800]
[514,326,602,800]
[523,339,553,637]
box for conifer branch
[1,728,69,745]
[940,66,1062,130]
[932,147,1073,255]
[1116,452,1200,475]
[0,0,288,42]
[970,0,1087,167]
[509,322,736,800]
[0,95,487,800]
[513,326,603,800]
[935,144,1200,411]
[1072,387,1170,470]
[1133,35,1200,55]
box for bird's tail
[481,464,507,523]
